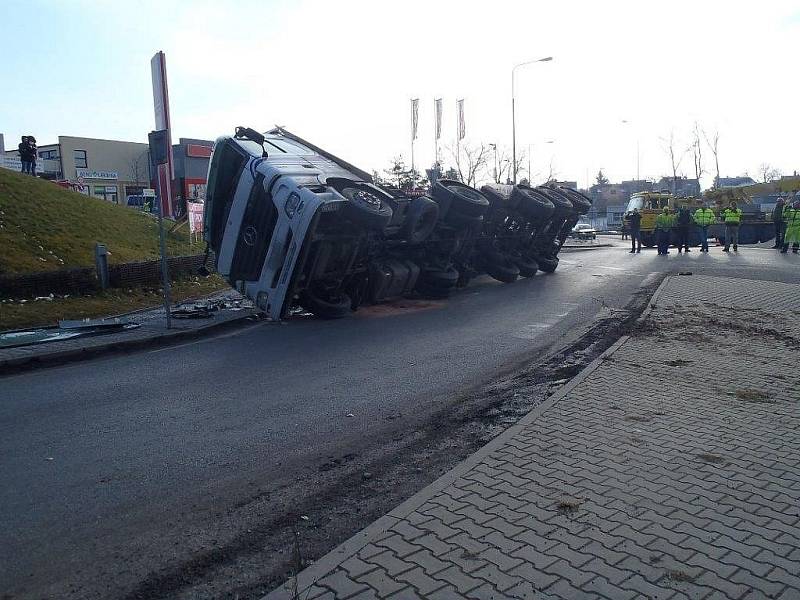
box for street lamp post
[489,143,498,183]
[512,56,552,184]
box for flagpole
[410,99,415,177]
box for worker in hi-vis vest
[781,199,800,254]
[722,201,743,252]
[693,203,716,252]
[655,207,675,255]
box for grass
[0,274,228,331]
[0,168,199,275]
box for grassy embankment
[0,169,228,330]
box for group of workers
[625,196,800,255]
[772,195,800,254]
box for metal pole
[511,92,517,184]
[528,143,532,184]
[636,140,640,181]
[157,166,172,329]
[410,100,415,178]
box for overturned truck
[204,127,592,319]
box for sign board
[105,186,117,193]
[151,51,175,217]
[143,188,156,197]
[187,201,204,234]
[76,168,118,180]
[1,156,23,171]
[186,144,213,158]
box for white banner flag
[411,98,419,141]
[434,98,442,140]
[457,98,465,140]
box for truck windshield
[626,197,644,212]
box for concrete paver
[267,275,800,600]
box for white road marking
[596,265,627,271]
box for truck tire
[339,184,393,231]
[537,256,559,273]
[418,266,459,289]
[401,196,439,243]
[514,256,539,277]
[431,179,490,218]
[512,185,555,221]
[486,257,519,283]
[300,289,352,318]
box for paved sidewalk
[267,274,800,600]
[0,290,256,373]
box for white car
[570,223,597,240]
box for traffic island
[266,274,800,600]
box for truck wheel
[514,256,539,277]
[537,256,559,273]
[340,185,393,231]
[512,185,555,221]
[402,196,439,243]
[418,266,459,289]
[431,179,490,218]
[486,257,519,283]
[300,289,352,318]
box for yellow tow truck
[623,192,704,247]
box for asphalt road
[2,240,798,599]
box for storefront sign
[188,201,204,234]
[187,144,212,158]
[76,168,118,180]
[1,156,23,171]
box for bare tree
[542,158,557,185]
[691,122,704,186]
[660,131,689,194]
[702,128,721,188]
[487,146,525,184]
[447,142,489,188]
[128,150,149,185]
[758,163,782,183]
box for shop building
[173,138,213,201]
[3,133,215,213]
[3,135,151,205]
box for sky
[1,0,798,190]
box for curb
[0,312,259,376]
[264,335,634,599]
[635,274,673,324]
[560,243,613,252]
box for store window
[39,149,59,160]
[93,185,118,203]
[74,150,88,168]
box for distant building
[716,176,756,188]
[2,133,215,211]
[552,180,578,190]
[620,179,653,195]
[173,138,213,201]
[655,176,701,197]
[606,205,627,228]
[588,183,628,211]
[3,135,150,204]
